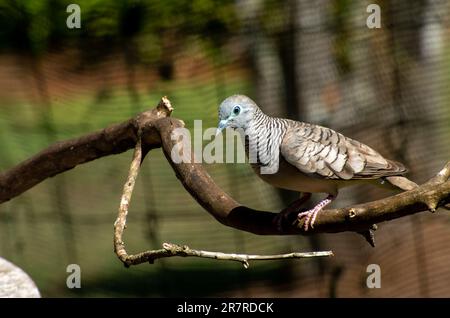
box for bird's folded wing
[280,123,407,180]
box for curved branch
[113,126,332,267]
[1,97,449,241]
[0,97,172,204]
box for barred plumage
[244,110,406,182]
[217,94,417,230]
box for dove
[216,94,418,231]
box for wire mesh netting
[0,0,449,297]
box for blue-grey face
[216,95,258,135]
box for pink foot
[298,194,335,231]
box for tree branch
[0,97,172,204]
[120,242,333,268]
[1,97,449,246]
[114,127,332,267]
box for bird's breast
[251,158,356,196]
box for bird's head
[216,94,259,135]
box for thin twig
[114,132,143,264]
[124,242,333,269]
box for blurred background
[0,0,449,297]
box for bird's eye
[232,105,241,115]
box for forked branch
[1,97,449,263]
[113,129,332,267]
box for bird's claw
[297,208,320,231]
[297,194,334,231]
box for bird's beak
[216,119,228,136]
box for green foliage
[0,0,238,62]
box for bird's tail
[384,176,418,191]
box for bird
[216,94,418,231]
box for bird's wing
[280,123,407,180]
